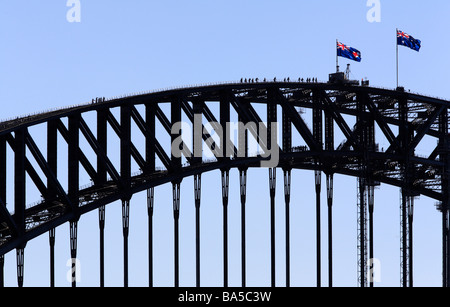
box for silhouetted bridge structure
[0,80,449,287]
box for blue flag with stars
[337,41,361,62]
[397,30,421,52]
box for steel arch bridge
[0,80,449,287]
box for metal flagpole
[396,28,399,88]
[336,39,339,72]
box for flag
[337,41,362,62]
[397,30,421,52]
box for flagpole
[336,39,339,72]
[396,28,399,88]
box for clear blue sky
[0,1,449,287]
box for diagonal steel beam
[429,146,440,161]
[0,197,18,237]
[24,131,74,210]
[365,96,401,152]
[6,134,48,198]
[229,90,278,154]
[56,119,98,181]
[106,110,148,171]
[320,91,361,152]
[409,106,445,155]
[154,104,193,163]
[25,160,48,197]
[180,99,230,158]
[200,99,244,155]
[78,117,123,186]
[276,90,321,152]
[199,98,251,157]
[155,105,172,134]
[383,106,442,157]
[129,106,172,170]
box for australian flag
[337,41,361,62]
[397,30,421,52]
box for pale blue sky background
[0,1,449,287]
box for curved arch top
[0,80,449,257]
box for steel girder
[0,82,447,266]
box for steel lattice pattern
[0,81,449,287]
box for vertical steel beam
[399,99,407,289]
[400,190,408,287]
[172,182,181,287]
[356,94,373,288]
[284,169,291,287]
[326,174,333,288]
[267,88,278,288]
[147,188,154,287]
[357,178,367,287]
[171,97,182,288]
[97,109,108,183]
[122,199,130,287]
[121,105,131,189]
[68,115,80,214]
[282,95,293,288]
[368,185,375,287]
[47,120,58,202]
[192,98,203,288]
[16,248,24,288]
[97,109,107,288]
[221,169,230,287]
[325,106,334,288]
[313,90,323,288]
[443,208,448,287]
[267,87,278,158]
[120,105,132,288]
[99,205,105,287]
[408,197,414,287]
[238,101,248,287]
[282,108,292,154]
[47,120,57,288]
[146,102,156,288]
[220,91,231,160]
[358,96,366,289]
[14,128,26,288]
[399,97,414,287]
[192,99,203,164]
[269,168,276,287]
[238,110,249,161]
[68,115,80,288]
[69,221,78,288]
[194,174,201,287]
[14,129,26,235]
[315,170,322,287]
[171,97,182,171]
[365,96,376,288]
[440,107,450,287]
[219,96,231,287]
[145,103,156,172]
[49,228,56,287]
[239,168,247,287]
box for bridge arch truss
[0,81,449,287]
